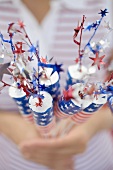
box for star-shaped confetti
[89,52,105,70]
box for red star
[63,86,74,101]
[40,57,47,63]
[89,52,105,70]
[14,42,25,54]
[74,57,79,63]
[18,20,25,28]
[35,98,43,107]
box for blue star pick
[98,9,108,17]
[51,63,63,75]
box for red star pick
[89,52,105,70]
[14,42,25,54]
[18,20,25,28]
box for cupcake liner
[9,84,33,122]
[29,91,55,134]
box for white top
[29,91,53,112]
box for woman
[0,0,113,169]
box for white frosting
[29,91,53,112]
[40,67,59,86]
[68,64,88,79]
[9,83,26,98]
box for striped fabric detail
[75,131,113,170]
[0,135,49,170]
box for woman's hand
[19,106,113,169]
[19,122,89,169]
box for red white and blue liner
[39,67,61,101]
[29,91,55,135]
[9,83,34,122]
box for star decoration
[35,98,43,107]
[51,63,63,75]
[40,57,47,63]
[28,45,37,53]
[63,86,74,101]
[14,42,25,54]
[89,52,105,70]
[18,20,25,28]
[38,84,46,91]
[98,9,108,17]
[74,57,79,63]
